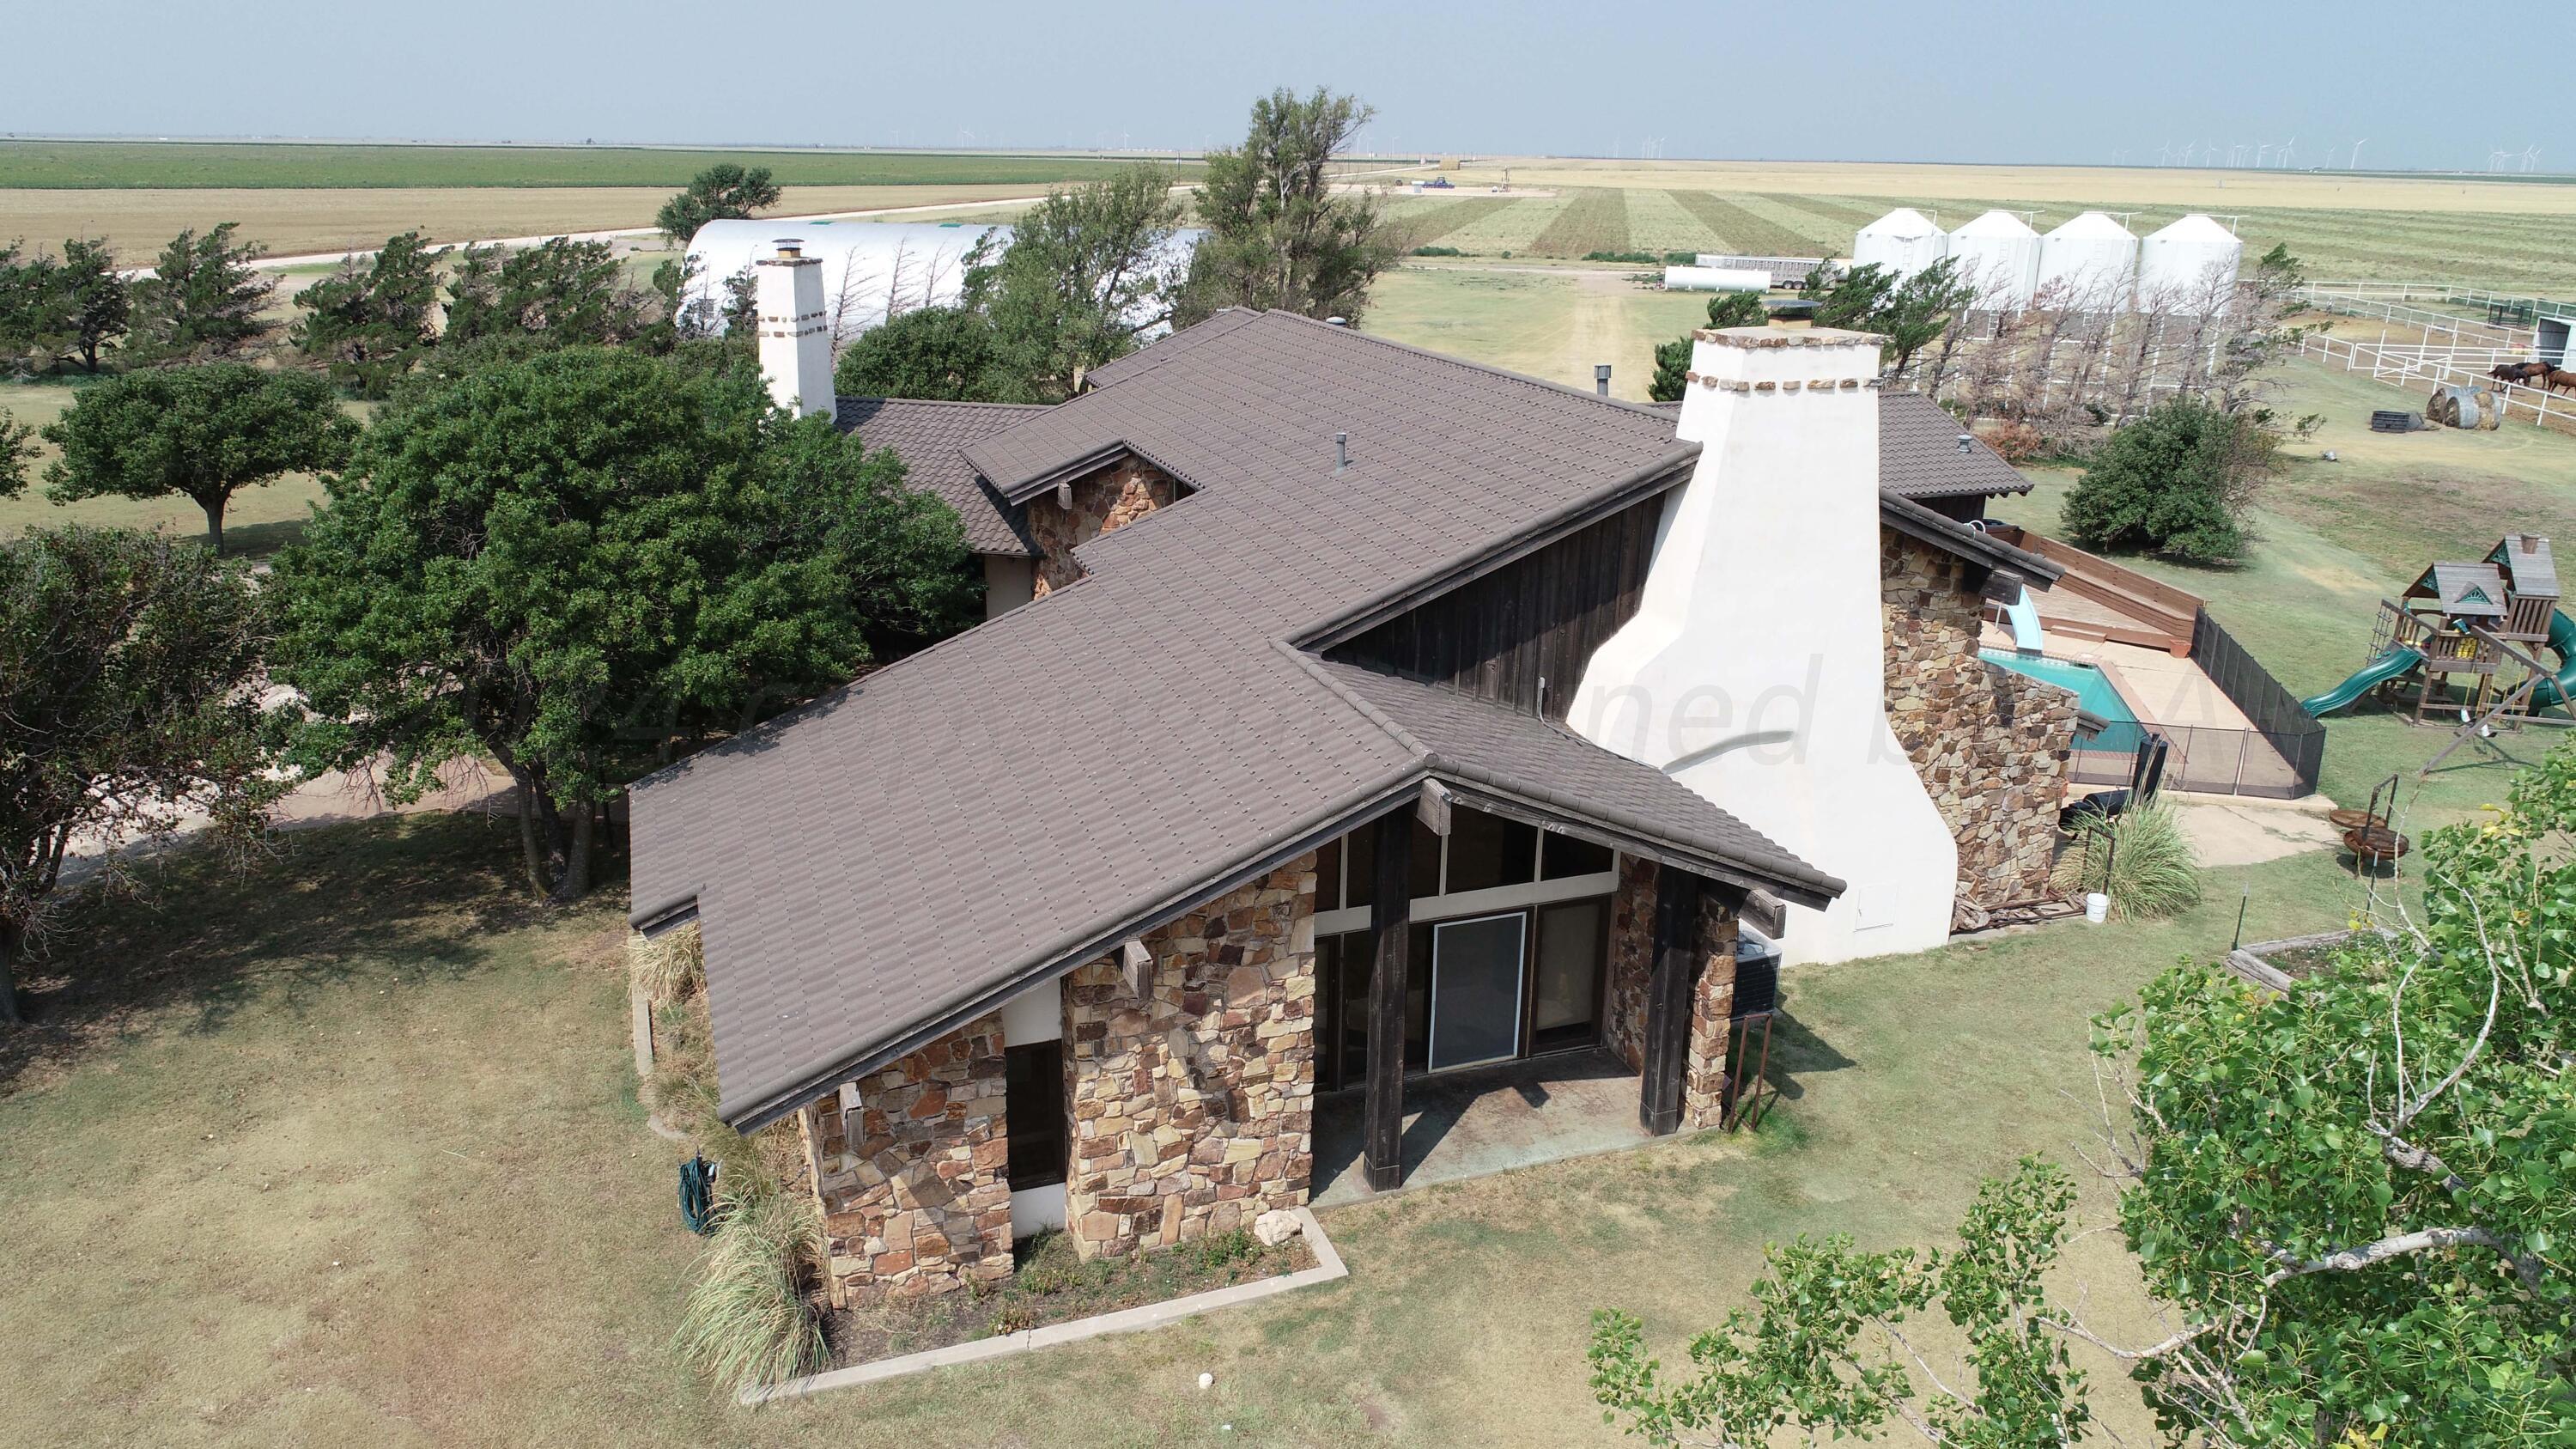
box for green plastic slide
[2301,646,2425,716]
[2533,610,2576,709]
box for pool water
[1979,649,2146,752]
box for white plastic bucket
[2084,892,2110,923]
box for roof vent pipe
[1957,432,1974,454]
[1595,364,1613,398]
[1334,432,1350,472]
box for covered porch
[1310,1048,1647,1205]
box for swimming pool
[1979,649,2146,753]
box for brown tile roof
[630,310,1836,1131]
[1877,392,2034,502]
[832,397,1046,557]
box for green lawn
[1986,356,2576,830]
[0,808,2366,1447]
[0,142,1200,192]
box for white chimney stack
[756,239,834,418]
[1569,326,1958,964]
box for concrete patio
[1311,1049,1649,1206]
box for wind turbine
[2349,138,2366,170]
[2524,144,2543,174]
[2182,141,2199,165]
[2254,142,2272,167]
[2279,137,2296,168]
[2156,142,2172,166]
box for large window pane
[1533,900,1607,1050]
[1541,831,1613,880]
[1429,912,1526,1071]
[1444,807,1537,894]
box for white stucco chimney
[1569,326,1957,965]
[756,239,834,418]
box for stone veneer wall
[1026,457,1176,597]
[1602,855,1657,1071]
[1601,855,1739,1129]
[805,1013,1013,1306]
[1880,527,2075,914]
[1062,857,1318,1259]
[1681,896,1741,1130]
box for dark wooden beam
[1363,810,1414,1191]
[1639,863,1704,1136]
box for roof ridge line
[1257,308,1683,420]
[838,396,1053,412]
[1267,639,1437,764]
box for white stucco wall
[1567,326,1958,965]
[754,248,834,418]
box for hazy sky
[9,1,2572,173]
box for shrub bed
[828,1227,1314,1367]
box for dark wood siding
[1333,496,1662,722]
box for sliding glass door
[1427,912,1527,1072]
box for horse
[2547,368,2576,397]
[2491,360,2550,385]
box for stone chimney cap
[763,238,812,263]
[1692,325,1887,348]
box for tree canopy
[972,163,1189,399]
[0,238,128,374]
[271,346,976,902]
[1649,291,1769,403]
[0,527,280,1025]
[127,223,276,364]
[655,164,781,245]
[291,231,447,397]
[1180,87,1399,326]
[2059,395,2275,563]
[0,411,33,497]
[42,363,357,554]
[1594,738,2576,1446]
[445,236,654,350]
[833,304,1016,403]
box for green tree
[0,527,281,1025]
[655,164,781,245]
[42,364,357,554]
[291,231,447,397]
[1649,291,1770,403]
[974,163,1189,399]
[1595,736,2576,1447]
[127,223,277,364]
[1180,87,1400,326]
[2059,395,2275,563]
[0,411,33,496]
[1,239,129,374]
[1876,258,1978,381]
[444,236,650,349]
[270,346,976,902]
[833,305,1017,402]
[1808,261,1898,332]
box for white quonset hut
[681,219,1205,343]
[2035,211,2138,309]
[1851,208,1947,282]
[1946,210,2042,311]
[2136,214,2245,311]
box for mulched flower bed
[826,1226,1315,1368]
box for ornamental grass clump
[672,1168,828,1394]
[2056,799,2201,920]
[627,923,703,1005]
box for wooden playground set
[2303,534,2576,770]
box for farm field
[0,184,1091,262]
[1361,263,1710,401]
[0,143,1201,191]
[1379,158,2576,292]
[0,804,2369,1448]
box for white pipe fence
[2302,332,2576,435]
